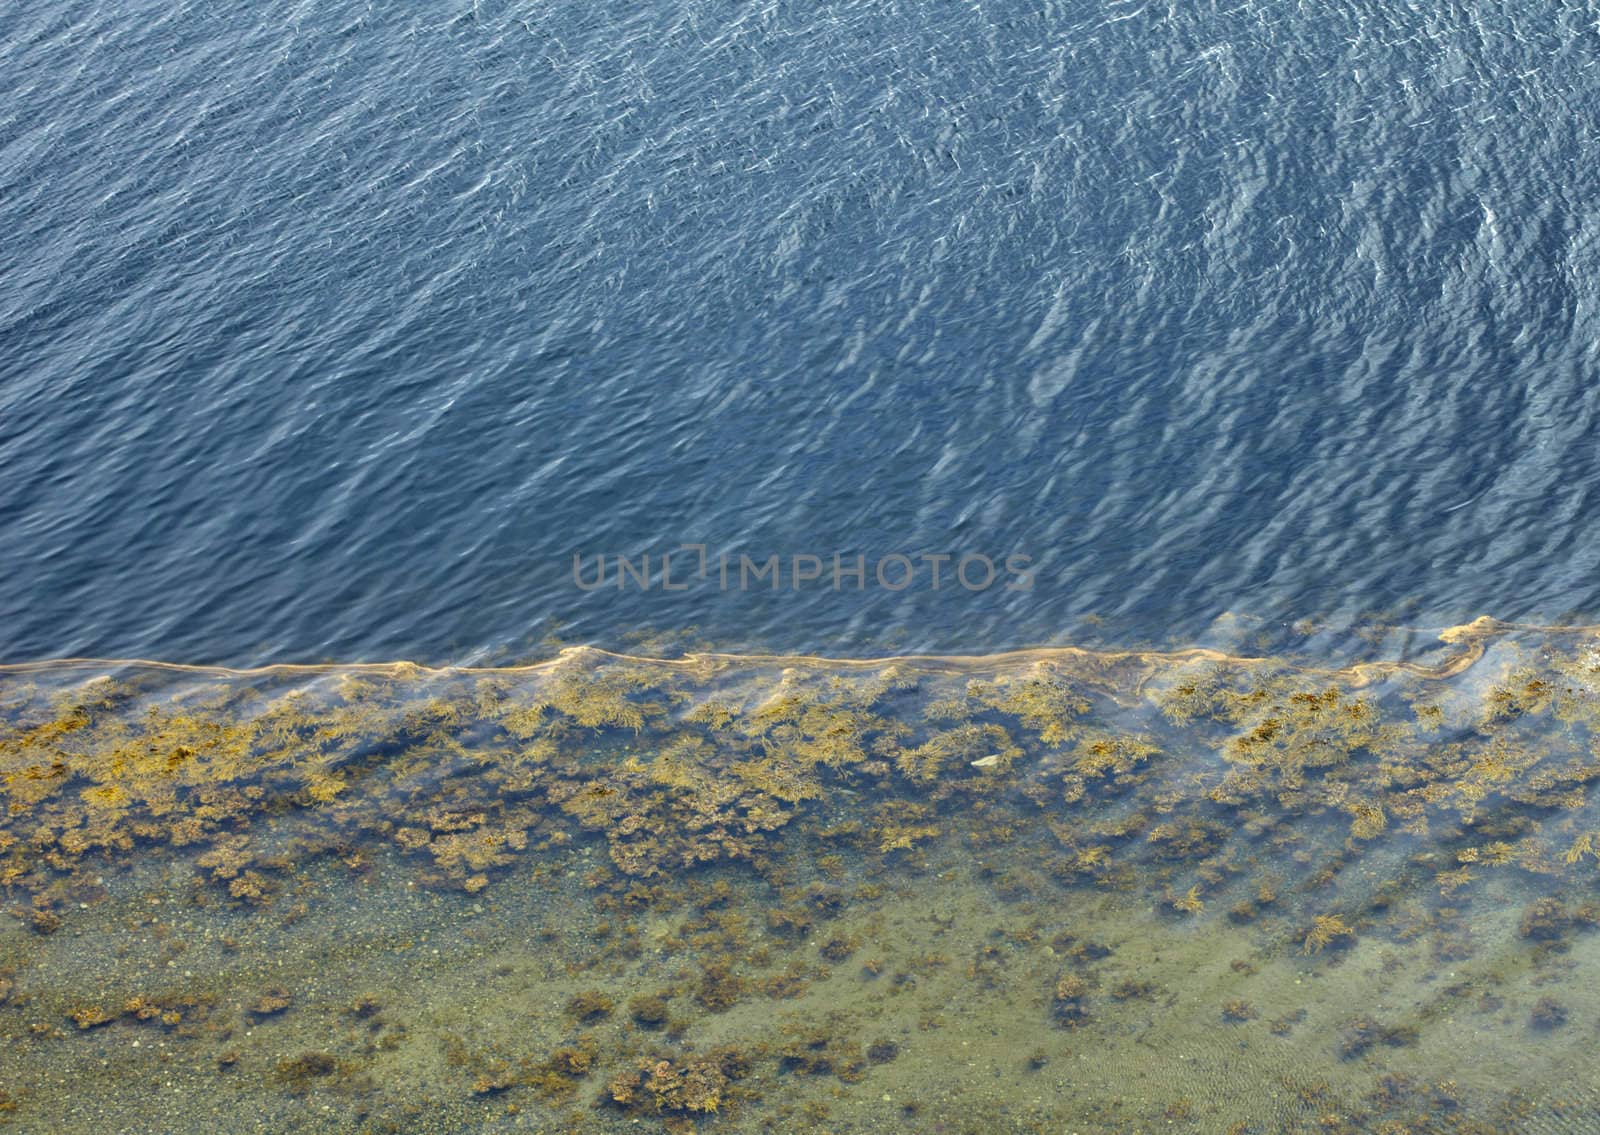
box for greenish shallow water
[6,619,1600,1133]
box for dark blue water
[3,0,1599,665]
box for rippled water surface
[4,0,1600,663]
[6,3,1600,1133]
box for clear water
[7,622,1600,1132]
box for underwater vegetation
[6,618,1600,1130]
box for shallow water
[6,619,1600,1132]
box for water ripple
[1,0,1598,663]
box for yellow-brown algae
[2,621,1600,1130]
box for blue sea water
[2,0,1599,665]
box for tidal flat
[5,618,1600,1133]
